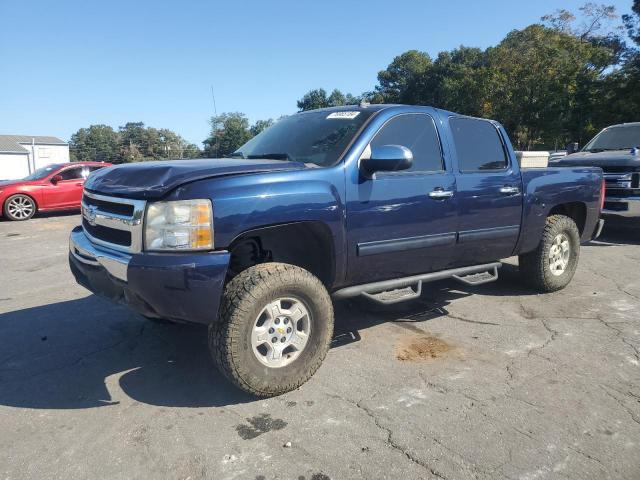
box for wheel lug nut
[271,337,277,343]
[287,327,292,333]
[268,328,274,334]
[280,337,286,343]
[284,318,289,324]
[275,319,280,325]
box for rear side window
[370,114,444,172]
[450,117,508,171]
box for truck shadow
[0,295,254,410]
[331,263,537,341]
[0,264,557,411]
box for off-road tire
[209,263,334,397]
[4,194,36,221]
[519,215,580,292]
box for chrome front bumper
[602,196,640,218]
[69,227,131,281]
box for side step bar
[332,262,501,305]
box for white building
[0,135,70,180]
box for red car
[0,162,111,221]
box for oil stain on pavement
[235,413,287,440]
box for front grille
[604,172,640,190]
[83,194,134,216]
[82,218,132,246]
[81,190,146,253]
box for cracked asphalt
[1,213,639,480]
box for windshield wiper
[587,147,630,153]
[246,153,292,161]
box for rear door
[448,117,523,265]
[346,112,458,285]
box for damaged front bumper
[69,226,230,324]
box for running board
[332,262,501,305]
[452,266,499,286]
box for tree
[69,125,121,163]
[376,50,431,103]
[119,122,148,162]
[623,0,640,46]
[250,119,274,136]
[425,47,489,116]
[297,88,330,111]
[486,24,617,149]
[204,112,252,157]
[70,122,201,163]
[296,88,359,111]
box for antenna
[210,85,219,158]
[210,85,218,117]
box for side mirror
[51,174,62,185]
[566,142,579,155]
[361,145,413,175]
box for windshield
[583,125,640,152]
[234,109,376,167]
[22,164,63,181]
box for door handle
[499,186,520,195]
[428,189,454,199]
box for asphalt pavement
[1,213,639,480]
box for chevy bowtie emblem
[85,205,98,226]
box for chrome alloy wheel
[7,196,34,220]
[251,297,311,368]
[549,233,570,276]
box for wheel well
[227,222,336,287]
[549,202,586,235]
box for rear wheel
[4,194,36,221]
[210,263,334,397]
[519,215,580,292]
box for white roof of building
[0,135,67,154]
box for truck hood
[84,158,307,199]
[553,150,640,169]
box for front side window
[370,114,444,172]
[58,168,83,180]
[450,117,508,172]
[235,109,376,167]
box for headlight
[144,199,213,251]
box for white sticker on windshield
[327,111,360,120]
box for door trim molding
[457,225,520,244]
[357,232,456,256]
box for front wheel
[519,214,581,292]
[210,263,334,397]
[4,194,36,221]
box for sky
[0,0,633,146]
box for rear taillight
[600,178,606,212]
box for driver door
[44,166,86,208]
[346,113,458,285]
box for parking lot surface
[1,213,639,480]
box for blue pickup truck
[69,104,604,396]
